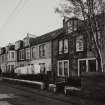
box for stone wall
[81,72,105,101]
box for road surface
[0,80,73,105]
[0,79,103,105]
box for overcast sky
[0,0,62,47]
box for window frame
[58,40,63,54]
[58,39,68,54]
[67,21,73,33]
[76,35,84,52]
[31,46,36,59]
[57,60,69,77]
[26,48,31,60]
[11,52,14,59]
[39,44,45,58]
[19,49,24,60]
[64,39,68,54]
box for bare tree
[56,0,105,72]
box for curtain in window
[64,39,68,53]
[59,40,63,54]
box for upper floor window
[64,39,68,53]
[76,36,84,52]
[24,38,30,47]
[7,51,15,61]
[19,49,24,60]
[67,21,73,33]
[39,44,45,57]
[59,39,68,54]
[26,48,30,59]
[74,20,78,31]
[58,60,69,77]
[59,40,63,54]
[11,52,14,59]
[32,47,36,59]
[15,41,23,50]
[2,55,4,63]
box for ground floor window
[7,65,15,73]
[78,58,97,76]
[57,60,69,77]
[39,63,46,74]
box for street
[0,79,104,105]
[0,80,72,105]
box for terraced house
[30,29,62,77]
[0,14,105,85]
[0,43,16,73]
[15,33,36,68]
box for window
[19,51,21,60]
[76,36,84,52]
[58,60,69,77]
[26,48,30,59]
[19,50,24,60]
[11,52,14,59]
[32,47,36,59]
[59,40,63,54]
[59,62,63,76]
[64,39,68,53]
[8,65,10,72]
[67,21,73,33]
[11,65,14,73]
[73,20,77,31]
[64,61,69,76]
[59,39,68,54]
[8,52,10,61]
[39,44,45,57]
[15,41,21,50]
[24,38,29,47]
[39,63,45,74]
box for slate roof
[31,28,63,46]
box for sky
[0,0,63,47]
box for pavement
[1,77,105,105]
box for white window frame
[78,58,98,76]
[57,60,69,77]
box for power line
[0,0,29,32]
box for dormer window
[67,21,73,33]
[74,20,78,31]
[15,40,23,50]
[63,17,79,34]
[24,38,30,47]
[15,41,20,50]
